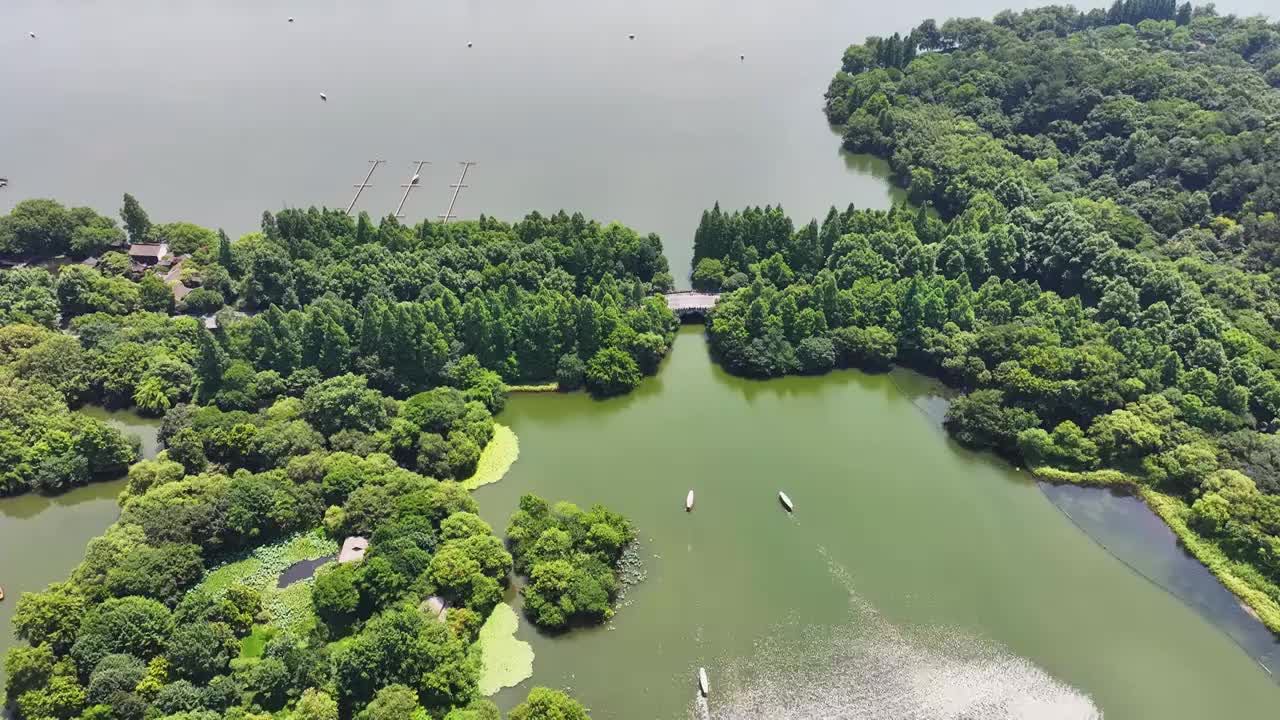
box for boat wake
[693,693,710,720]
[693,548,1102,720]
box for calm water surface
[476,326,1280,719]
[0,409,160,689]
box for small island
[506,495,637,630]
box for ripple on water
[693,549,1102,720]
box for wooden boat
[778,491,794,512]
[0,586,5,601]
[686,490,695,512]
[698,667,709,696]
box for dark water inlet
[276,555,337,588]
[1040,483,1280,681]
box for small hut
[338,536,368,564]
[127,242,170,266]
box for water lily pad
[477,602,534,696]
[463,424,520,490]
[195,531,338,632]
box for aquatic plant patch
[462,423,520,491]
[477,602,534,696]
[195,531,339,632]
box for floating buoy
[740,54,745,61]
[288,17,294,23]
[466,41,473,48]
[29,31,37,39]
[629,33,636,40]
[319,93,327,101]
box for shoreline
[1034,466,1280,638]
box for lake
[3,0,1280,716]
[475,325,1279,719]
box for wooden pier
[439,161,476,223]
[394,161,430,218]
[346,160,385,214]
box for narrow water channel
[474,326,1280,719]
[0,408,160,690]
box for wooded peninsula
[0,202,667,719]
[694,2,1280,632]
[4,1,1280,719]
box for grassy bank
[507,383,559,392]
[1034,466,1280,636]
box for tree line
[0,199,678,497]
[693,197,1280,614]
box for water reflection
[1041,483,1280,683]
[884,366,1280,684]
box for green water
[0,408,160,689]
[475,326,1280,719]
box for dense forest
[692,3,1280,630]
[0,198,677,496]
[1,200,661,718]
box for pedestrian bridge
[664,291,720,318]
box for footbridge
[664,291,721,319]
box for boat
[0,586,5,601]
[778,491,794,512]
[698,667,709,696]
[686,490,695,512]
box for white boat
[778,491,794,512]
[686,490,695,512]
[698,667,709,696]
